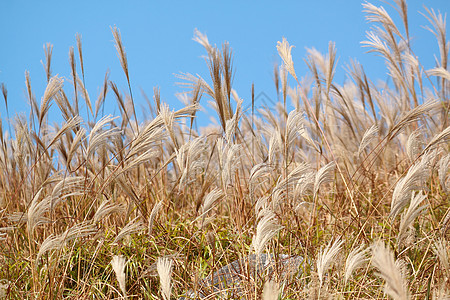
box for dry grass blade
[66,127,86,168]
[1,83,7,111]
[225,95,242,143]
[76,76,93,116]
[95,71,109,119]
[371,242,410,300]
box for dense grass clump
[0,0,449,299]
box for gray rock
[179,253,304,299]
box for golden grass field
[0,0,449,299]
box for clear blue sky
[0,0,448,128]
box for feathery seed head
[111,255,127,296]
[277,38,297,81]
[157,257,173,300]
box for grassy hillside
[0,0,448,299]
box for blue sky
[0,0,448,128]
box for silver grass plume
[316,237,343,286]
[285,110,305,150]
[363,3,402,37]
[277,38,297,81]
[294,170,315,198]
[432,238,449,275]
[314,161,336,199]
[344,244,369,284]
[397,191,428,247]
[300,127,321,154]
[40,75,64,126]
[93,199,125,224]
[268,130,282,164]
[127,115,165,158]
[111,255,127,297]
[37,222,96,262]
[118,148,158,175]
[159,103,178,148]
[426,67,450,81]
[224,94,243,143]
[358,120,379,156]
[252,209,283,256]
[262,280,281,300]
[193,28,213,55]
[438,154,450,193]
[27,189,51,233]
[66,127,86,166]
[423,126,450,154]
[249,163,274,201]
[198,188,223,222]
[433,287,450,300]
[217,138,242,189]
[391,150,435,219]
[176,137,207,189]
[50,176,85,209]
[387,99,440,142]
[271,163,312,207]
[157,257,173,300]
[371,242,410,300]
[86,115,121,158]
[406,129,423,162]
[113,217,145,244]
[47,115,83,149]
[148,201,163,236]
